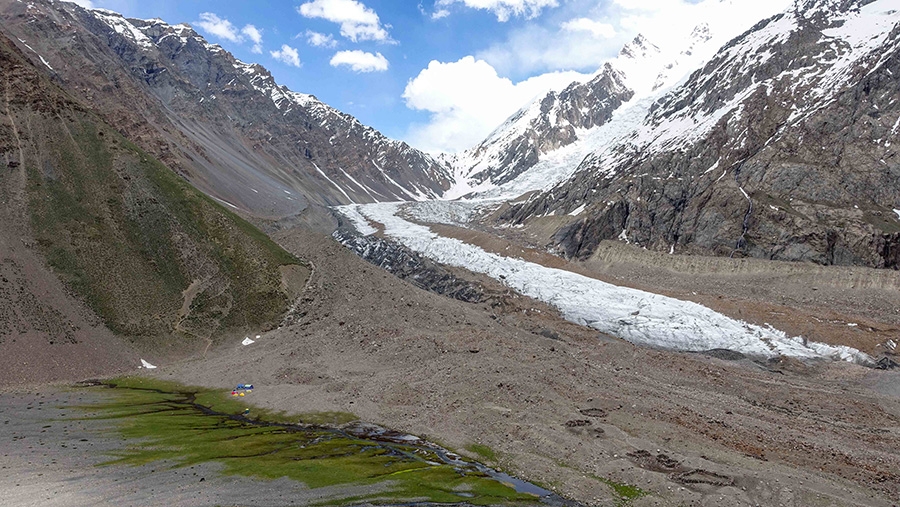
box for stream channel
[85,381,578,507]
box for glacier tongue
[343,202,873,365]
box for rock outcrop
[495,0,900,268]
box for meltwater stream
[86,381,574,507]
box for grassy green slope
[2,35,303,346]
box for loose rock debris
[671,469,735,487]
[627,449,683,473]
[578,407,607,418]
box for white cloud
[270,44,302,67]
[477,22,619,76]
[609,0,791,50]
[477,0,791,76]
[305,30,338,48]
[195,12,243,43]
[195,13,267,53]
[561,18,615,38]
[402,56,587,153]
[435,0,559,22]
[432,9,451,20]
[297,0,394,43]
[241,24,263,54]
[330,50,389,72]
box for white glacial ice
[341,202,872,365]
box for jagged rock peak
[619,34,660,60]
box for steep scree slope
[0,0,451,221]
[0,33,304,377]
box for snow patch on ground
[212,196,238,209]
[344,202,872,365]
[894,208,900,219]
[568,203,586,216]
[91,9,155,50]
[313,163,354,203]
[139,359,157,369]
[337,204,378,236]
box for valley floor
[0,387,385,507]
[154,226,900,507]
[4,225,899,506]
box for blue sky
[75,0,789,153]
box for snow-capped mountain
[458,0,900,269]
[447,2,781,198]
[0,0,452,219]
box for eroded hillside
[0,33,307,382]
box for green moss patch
[24,111,303,343]
[76,378,541,506]
[593,475,649,506]
[467,443,498,462]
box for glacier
[339,202,873,365]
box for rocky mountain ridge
[0,0,452,223]
[473,0,900,269]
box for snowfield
[339,202,873,365]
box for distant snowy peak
[609,22,732,100]
[449,21,732,196]
[607,34,664,97]
[448,63,633,193]
[499,0,900,269]
[618,33,660,61]
[624,0,900,159]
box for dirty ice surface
[339,202,872,365]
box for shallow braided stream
[77,378,575,507]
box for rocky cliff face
[0,0,452,220]
[496,0,900,269]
